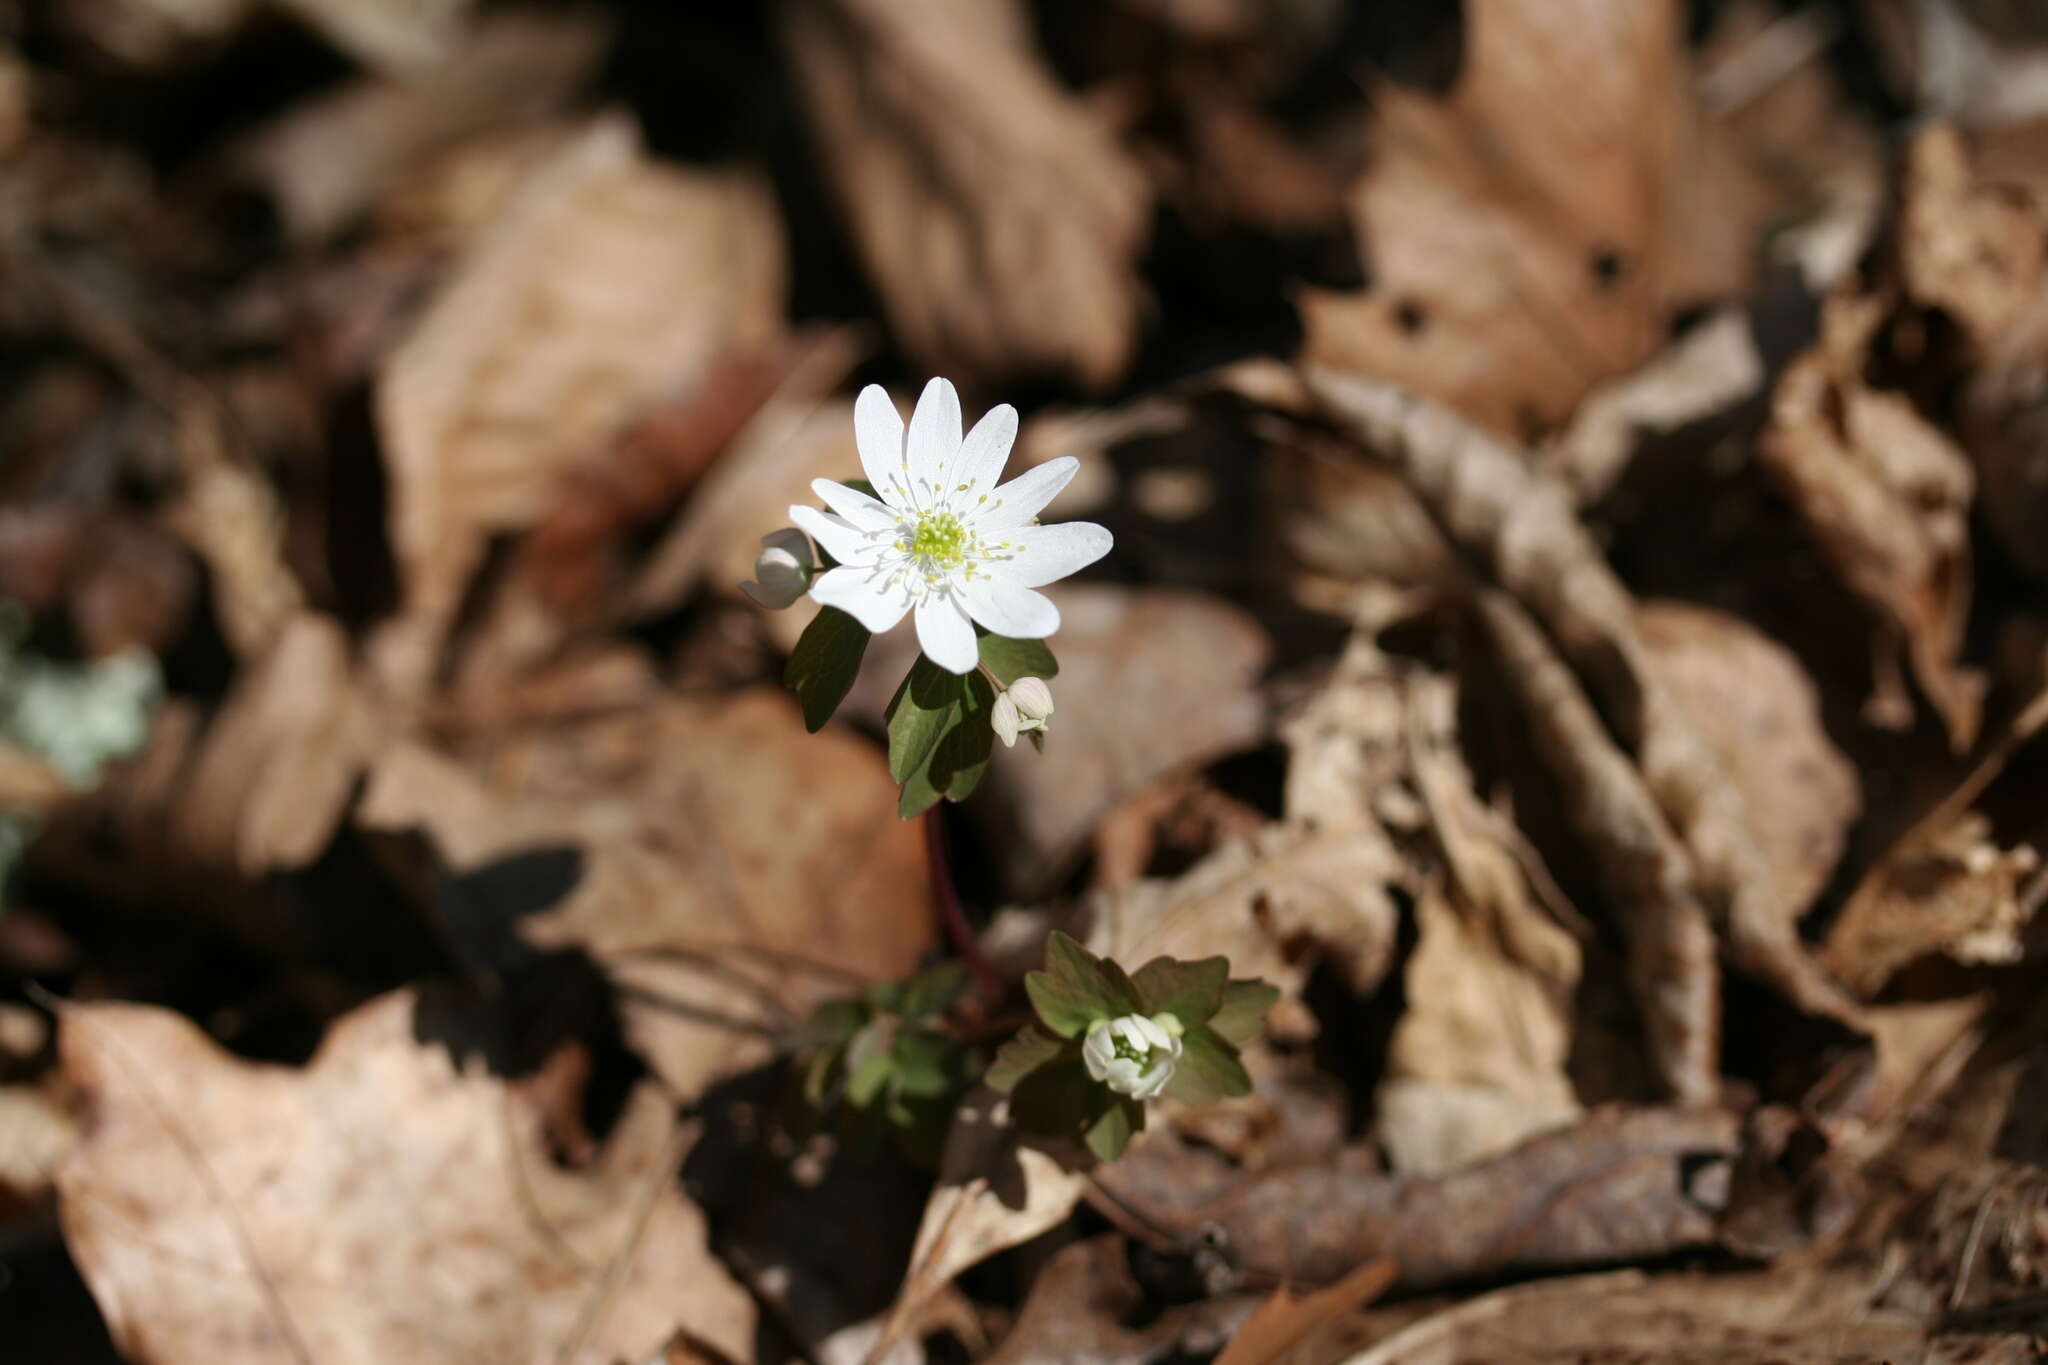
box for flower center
[1111,1036,1152,1065]
[909,511,969,568]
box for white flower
[740,528,815,609]
[1082,1012,1183,1100]
[991,675,1054,748]
[790,378,1113,674]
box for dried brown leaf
[1758,288,1983,748]
[370,116,785,702]
[357,688,933,1099]
[1300,0,1771,434]
[781,0,1149,390]
[229,12,610,241]
[883,1088,1092,1364]
[55,993,755,1364]
[980,586,1271,895]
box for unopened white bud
[991,690,1022,747]
[1008,676,1053,722]
[991,677,1052,748]
[741,529,814,609]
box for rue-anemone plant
[748,379,1275,1163]
[988,933,1276,1160]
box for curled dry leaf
[1824,694,2048,997]
[980,586,1271,895]
[1475,592,1721,1104]
[55,993,755,1365]
[1919,121,2048,585]
[229,11,612,242]
[1308,370,1868,1094]
[1300,0,1770,434]
[175,611,374,876]
[1540,308,1765,505]
[1758,287,1982,748]
[780,0,1149,389]
[357,688,932,1099]
[1376,675,1585,1177]
[881,1088,1091,1364]
[371,115,785,702]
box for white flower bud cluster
[1081,1012,1183,1099]
[991,676,1053,747]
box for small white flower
[991,676,1054,748]
[741,528,815,609]
[1082,1012,1183,1100]
[791,378,1113,674]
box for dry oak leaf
[1300,0,1771,435]
[780,0,1149,390]
[1758,289,1983,748]
[371,115,785,701]
[357,688,933,1100]
[55,993,754,1365]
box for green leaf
[1163,1024,1252,1105]
[978,634,1058,685]
[846,1050,895,1108]
[1131,955,1228,1027]
[844,1018,894,1107]
[1084,1094,1143,1162]
[890,1030,957,1098]
[786,607,870,733]
[1023,974,1107,1039]
[1208,979,1280,1047]
[1048,932,1143,1013]
[896,960,972,1019]
[1026,933,1141,1036]
[1008,1056,1095,1138]
[886,658,965,783]
[894,667,998,817]
[986,1025,1067,1092]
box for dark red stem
[925,809,1004,1005]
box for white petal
[790,505,879,568]
[950,403,1017,505]
[854,385,908,502]
[959,577,1059,639]
[971,456,1079,531]
[809,565,911,634]
[906,377,962,501]
[914,595,979,674]
[995,521,1112,588]
[991,691,1021,747]
[812,478,897,532]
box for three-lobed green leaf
[1131,954,1228,1027]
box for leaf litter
[9,3,2048,1363]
